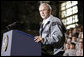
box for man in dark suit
[34,3,66,56]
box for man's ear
[49,10,52,14]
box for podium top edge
[4,30,34,39]
[15,30,35,39]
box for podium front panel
[1,30,13,56]
[1,30,41,56]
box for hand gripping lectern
[1,30,41,56]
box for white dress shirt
[42,15,52,28]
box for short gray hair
[39,3,52,11]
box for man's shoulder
[51,15,61,23]
[50,15,62,25]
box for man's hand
[34,36,44,43]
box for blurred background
[1,1,83,56]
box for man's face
[70,44,75,49]
[65,44,70,49]
[79,42,83,49]
[67,38,71,43]
[39,5,51,19]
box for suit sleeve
[42,21,65,48]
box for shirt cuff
[42,38,46,44]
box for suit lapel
[40,21,50,37]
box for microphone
[6,22,17,30]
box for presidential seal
[2,35,9,52]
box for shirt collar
[42,15,52,24]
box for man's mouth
[42,15,45,16]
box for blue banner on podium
[1,30,41,56]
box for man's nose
[41,11,44,14]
